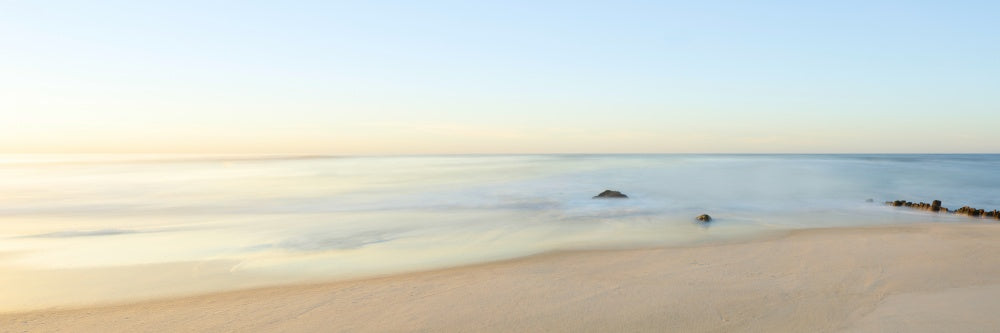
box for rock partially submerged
[955,206,1000,219]
[956,206,979,216]
[593,190,628,199]
[885,200,946,212]
[696,214,712,222]
[885,199,999,220]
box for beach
[5,222,1000,332]
[7,0,999,330]
[4,154,998,313]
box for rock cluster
[886,200,945,212]
[593,190,628,199]
[955,206,984,217]
[885,199,1000,220]
[955,206,1000,219]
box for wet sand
[5,223,1000,332]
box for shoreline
[0,226,791,314]
[0,222,791,313]
[5,222,1000,332]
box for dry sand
[5,223,1000,332]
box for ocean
[1,154,998,310]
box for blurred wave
[1,154,999,310]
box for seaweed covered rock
[696,214,712,222]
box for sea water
[1,154,998,310]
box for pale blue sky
[2,1,998,153]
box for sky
[2,1,998,154]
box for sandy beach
[7,0,999,330]
[4,222,1000,332]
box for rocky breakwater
[955,206,1000,219]
[887,200,945,212]
[885,199,1000,220]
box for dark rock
[956,206,985,217]
[885,199,1000,220]
[593,190,628,199]
[696,214,712,222]
[866,198,875,203]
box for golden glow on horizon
[0,119,988,154]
